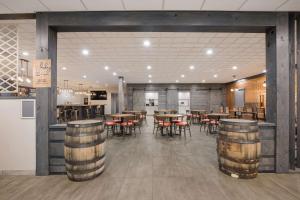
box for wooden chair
[120,116,136,136]
[175,116,191,138]
[133,113,142,134]
[199,113,210,132]
[155,116,171,136]
[191,110,200,124]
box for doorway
[178,91,190,114]
[145,92,158,115]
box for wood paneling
[226,75,266,110]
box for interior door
[178,91,190,114]
[234,89,245,107]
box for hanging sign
[32,59,51,88]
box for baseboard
[0,170,35,175]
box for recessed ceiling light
[147,65,152,70]
[148,74,152,78]
[20,67,25,71]
[113,72,117,76]
[148,80,152,83]
[104,66,109,70]
[123,80,126,83]
[143,40,151,47]
[213,74,218,78]
[232,66,238,70]
[82,75,87,79]
[181,74,185,78]
[189,65,195,70]
[22,51,29,56]
[175,80,179,83]
[262,69,267,73]
[206,49,214,55]
[202,80,206,83]
[62,67,67,71]
[82,49,89,55]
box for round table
[156,114,183,136]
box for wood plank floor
[1,117,300,200]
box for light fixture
[181,74,185,78]
[189,65,195,70]
[176,80,179,83]
[213,74,218,78]
[123,80,126,83]
[148,80,152,83]
[238,79,246,82]
[263,81,266,87]
[62,67,67,71]
[82,75,87,79]
[113,72,117,76]
[21,67,25,71]
[22,51,29,56]
[206,49,214,55]
[148,74,152,78]
[143,40,151,47]
[235,88,239,91]
[202,80,206,83]
[104,66,109,70]
[262,69,267,73]
[18,77,24,82]
[230,88,234,92]
[82,49,89,55]
[147,65,152,70]
[26,78,31,83]
[232,66,238,70]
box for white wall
[0,99,36,175]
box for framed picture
[20,99,36,119]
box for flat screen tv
[90,91,107,100]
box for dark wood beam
[0,13,36,20]
[296,14,300,168]
[36,13,57,176]
[275,13,292,172]
[42,11,277,33]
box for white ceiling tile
[164,0,204,10]
[83,0,124,10]
[240,0,286,11]
[1,0,48,13]
[202,0,245,11]
[0,4,12,13]
[40,0,85,11]
[124,0,162,10]
[277,0,300,11]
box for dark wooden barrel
[217,119,261,179]
[64,120,105,181]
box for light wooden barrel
[64,120,105,181]
[217,119,261,179]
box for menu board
[32,59,51,88]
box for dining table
[156,114,183,136]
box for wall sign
[32,59,51,88]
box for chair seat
[210,120,218,125]
[133,120,140,123]
[192,115,199,118]
[105,121,116,126]
[121,122,134,126]
[159,122,171,127]
[113,119,121,123]
[176,122,188,126]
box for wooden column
[266,27,276,123]
[288,14,296,170]
[275,13,293,172]
[296,15,300,168]
[118,76,124,113]
[36,13,57,175]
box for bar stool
[71,108,79,121]
[85,107,91,119]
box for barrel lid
[67,120,103,128]
[220,119,257,125]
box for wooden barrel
[217,119,261,179]
[64,120,105,181]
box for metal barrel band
[219,164,258,174]
[67,166,105,182]
[65,130,104,137]
[64,138,105,148]
[67,121,103,128]
[217,136,260,144]
[219,154,260,164]
[219,126,258,133]
[65,154,106,165]
[66,162,105,175]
